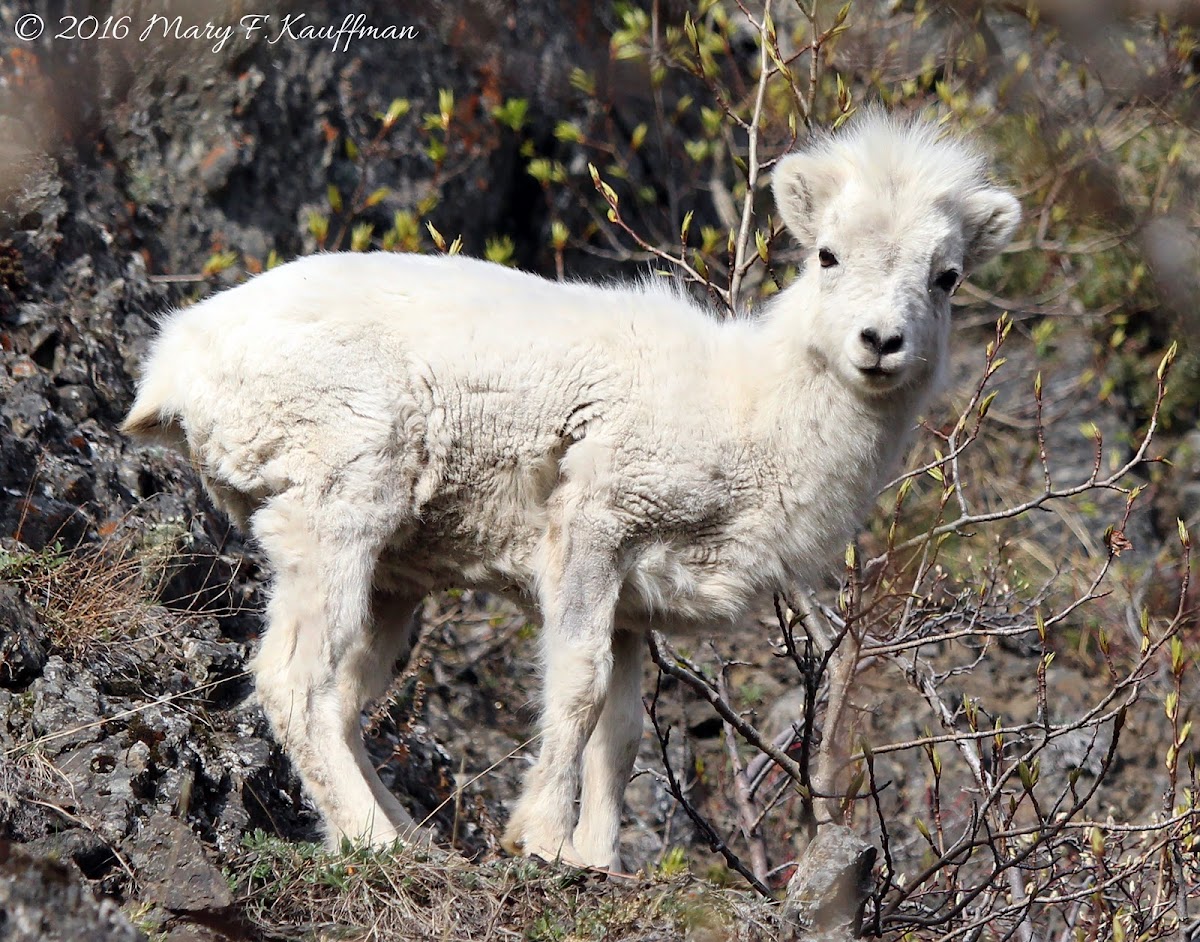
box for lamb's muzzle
[121,108,1021,870]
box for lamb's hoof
[393,824,440,854]
[574,851,626,875]
[570,833,626,873]
[503,830,587,869]
[597,855,627,875]
[528,843,588,868]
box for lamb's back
[143,254,739,560]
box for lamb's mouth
[855,364,907,391]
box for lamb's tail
[121,365,188,450]
[121,400,165,437]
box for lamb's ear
[772,152,840,248]
[962,187,1022,271]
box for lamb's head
[772,111,1021,400]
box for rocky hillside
[2,1,1198,941]
[0,3,822,939]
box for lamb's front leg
[502,536,622,866]
[572,627,644,871]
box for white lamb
[122,111,1020,871]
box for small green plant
[0,541,64,580]
[491,97,529,132]
[484,235,516,267]
[200,250,238,277]
[656,845,690,878]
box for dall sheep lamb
[122,111,1020,871]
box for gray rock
[31,658,103,754]
[22,828,118,880]
[54,740,146,844]
[56,384,99,423]
[783,826,876,941]
[0,585,47,688]
[180,638,243,686]
[4,381,53,439]
[126,814,234,914]
[0,841,147,942]
[1,494,90,549]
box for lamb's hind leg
[250,495,425,848]
[355,589,433,839]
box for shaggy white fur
[123,110,1020,870]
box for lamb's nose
[860,327,904,357]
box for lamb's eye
[934,269,960,293]
[818,248,839,269]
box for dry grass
[227,831,786,942]
[1,516,240,667]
